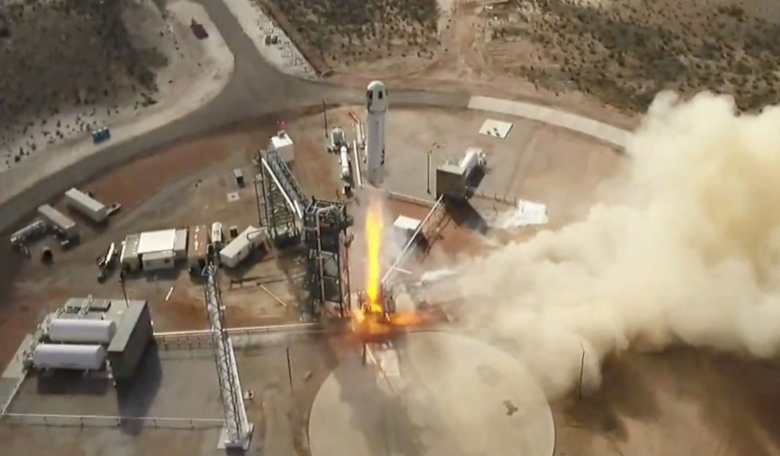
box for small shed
[270,131,295,163]
[394,216,421,242]
[233,168,245,187]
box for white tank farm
[48,318,117,344]
[33,344,106,371]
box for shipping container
[64,188,108,223]
[188,225,208,270]
[219,226,266,268]
[33,344,106,371]
[141,250,175,271]
[37,204,78,239]
[48,319,117,344]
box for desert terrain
[255,0,780,114]
[0,0,233,173]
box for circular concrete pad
[309,331,555,456]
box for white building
[219,226,267,268]
[270,131,295,164]
[393,215,421,243]
[120,228,189,271]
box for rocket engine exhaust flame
[350,195,445,338]
[365,199,384,314]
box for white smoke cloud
[443,91,780,399]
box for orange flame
[365,199,384,313]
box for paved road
[0,0,631,234]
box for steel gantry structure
[257,149,307,244]
[302,198,353,319]
[202,263,253,449]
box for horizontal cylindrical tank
[340,146,350,179]
[33,344,106,371]
[48,319,117,344]
[459,149,481,177]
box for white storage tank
[459,148,483,177]
[339,146,351,180]
[33,344,106,371]
[48,318,117,344]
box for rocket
[365,80,387,187]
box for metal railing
[1,412,223,429]
[154,322,324,350]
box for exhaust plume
[446,91,780,399]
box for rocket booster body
[366,80,387,187]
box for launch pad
[308,331,555,456]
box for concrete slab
[468,96,630,147]
[309,331,555,456]
[479,119,513,139]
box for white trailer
[142,250,176,271]
[48,319,117,344]
[38,204,78,239]
[120,234,141,271]
[219,226,266,268]
[64,188,108,223]
[33,344,106,371]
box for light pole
[253,174,263,227]
[322,99,328,139]
[119,270,129,308]
[426,143,442,195]
[578,342,585,399]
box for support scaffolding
[257,150,307,244]
[202,264,253,449]
[302,198,353,319]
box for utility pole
[322,99,328,139]
[119,271,129,307]
[578,343,585,399]
[253,173,263,227]
[426,143,442,195]
[286,346,293,391]
[426,150,432,194]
